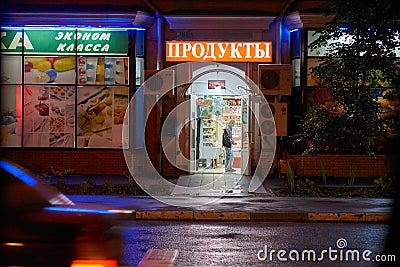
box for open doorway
[193,95,245,173]
[186,63,251,175]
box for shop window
[1,27,133,149]
[291,58,300,87]
[1,56,22,84]
[1,85,22,147]
[307,57,322,87]
[305,29,399,114]
[135,30,145,57]
[136,57,144,87]
[1,55,23,147]
[77,86,128,148]
[24,56,76,84]
[23,85,75,147]
[77,57,129,85]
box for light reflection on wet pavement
[118,221,388,267]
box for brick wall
[2,149,130,175]
[3,149,393,178]
[287,154,393,178]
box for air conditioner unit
[258,64,292,95]
[259,102,287,136]
[144,70,175,95]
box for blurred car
[0,159,134,267]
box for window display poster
[292,58,300,87]
[198,96,222,117]
[24,56,76,84]
[136,57,144,86]
[77,57,129,85]
[1,56,22,84]
[307,58,322,87]
[23,86,75,147]
[1,85,22,146]
[307,31,328,57]
[77,86,128,148]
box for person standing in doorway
[223,119,236,172]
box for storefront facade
[1,1,394,178]
[141,13,393,178]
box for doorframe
[181,65,256,175]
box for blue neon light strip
[1,12,147,30]
[1,25,146,30]
[0,160,38,186]
[44,206,121,214]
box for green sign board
[1,28,128,55]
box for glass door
[241,96,250,175]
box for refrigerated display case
[221,97,242,167]
[196,95,244,170]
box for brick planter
[287,154,392,178]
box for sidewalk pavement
[67,194,393,223]
[57,174,393,223]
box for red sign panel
[166,41,273,62]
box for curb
[134,211,391,223]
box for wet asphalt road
[116,221,390,267]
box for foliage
[48,175,393,198]
[49,166,75,176]
[274,186,385,198]
[40,167,75,184]
[274,177,391,198]
[80,178,96,195]
[285,164,296,193]
[293,0,400,157]
[374,176,395,197]
[54,177,146,196]
[124,171,146,195]
[104,179,114,195]
[55,179,67,193]
[296,178,320,197]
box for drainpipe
[155,13,165,70]
[275,0,296,64]
[274,0,296,165]
[142,0,164,70]
[275,15,283,64]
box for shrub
[286,164,296,193]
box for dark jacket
[222,125,233,148]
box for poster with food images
[77,57,129,85]
[24,56,76,84]
[23,86,75,147]
[113,87,129,148]
[77,86,128,148]
[1,56,22,84]
[1,85,22,147]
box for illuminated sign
[166,41,272,62]
[1,29,128,55]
